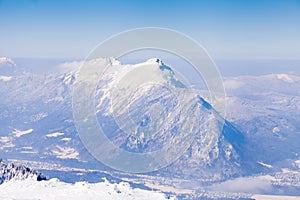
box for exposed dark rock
[0,159,48,184]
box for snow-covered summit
[138,58,175,75]
[0,57,16,67]
[145,58,164,66]
[0,57,18,76]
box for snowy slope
[0,160,173,199]
[0,178,172,200]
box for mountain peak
[140,58,174,75]
[0,57,16,67]
[108,57,121,66]
[145,58,164,66]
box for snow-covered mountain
[0,57,254,180]
[0,57,16,67]
[0,57,17,76]
[0,57,299,196]
[92,57,253,180]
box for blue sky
[1,0,300,60]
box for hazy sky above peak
[0,0,300,60]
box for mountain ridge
[0,159,47,184]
